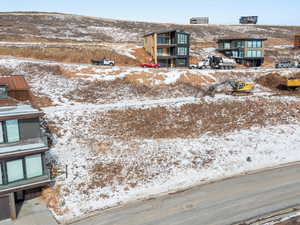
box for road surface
[71,164,300,225]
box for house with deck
[0,77,52,221]
[143,29,190,67]
[217,37,267,67]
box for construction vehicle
[91,58,115,66]
[201,80,255,97]
[287,77,300,91]
[239,16,258,24]
[190,55,236,70]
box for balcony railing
[0,169,52,194]
[0,135,48,155]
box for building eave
[0,147,49,159]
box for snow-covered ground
[1,56,300,222]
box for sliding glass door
[6,120,20,143]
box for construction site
[0,12,299,224]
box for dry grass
[179,73,215,87]
[41,187,65,216]
[0,46,139,66]
[90,99,300,140]
[124,73,165,86]
[65,77,204,104]
[132,48,153,63]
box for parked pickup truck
[91,58,115,66]
[275,61,299,68]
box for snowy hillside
[1,55,300,222]
[0,12,300,43]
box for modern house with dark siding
[217,37,267,67]
[143,30,190,67]
[0,105,51,221]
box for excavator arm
[198,80,254,97]
[205,81,237,96]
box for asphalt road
[71,164,300,225]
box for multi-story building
[217,37,267,67]
[190,17,209,24]
[0,90,51,221]
[294,34,300,48]
[143,30,190,67]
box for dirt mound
[255,73,287,90]
[133,48,153,64]
[66,78,202,104]
[256,73,300,96]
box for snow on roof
[0,105,41,118]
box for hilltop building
[190,17,209,24]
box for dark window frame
[0,86,8,99]
[0,153,45,185]
[0,120,21,144]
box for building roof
[0,105,42,119]
[217,37,267,41]
[0,75,30,91]
[144,29,189,37]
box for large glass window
[6,120,20,143]
[177,47,187,56]
[238,51,244,57]
[157,38,170,44]
[177,34,187,44]
[257,41,262,48]
[224,42,231,49]
[7,159,24,183]
[0,86,7,99]
[157,48,163,56]
[232,51,238,57]
[25,154,43,178]
[0,122,3,143]
[247,50,263,57]
[0,164,3,185]
[176,59,187,66]
[256,50,262,57]
[247,41,253,48]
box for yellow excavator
[202,80,254,97]
[287,77,300,91]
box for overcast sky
[1,0,300,25]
